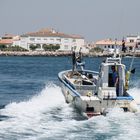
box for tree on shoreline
[0,45,28,51]
[90,47,103,53]
[0,44,7,51]
[29,44,38,51]
[42,44,60,51]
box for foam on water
[0,83,86,139]
[128,87,140,104]
[0,84,140,139]
[0,84,68,139]
[0,84,64,117]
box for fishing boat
[58,50,138,118]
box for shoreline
[0,51,140,57]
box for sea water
[0,56,140,140]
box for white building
[95,36,140,53]
[13,28,86,52]
[126,35,140,52]
[95,39,122,54]
[126,35,138,43]
[0,34,20,47]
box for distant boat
[58,50,138,118]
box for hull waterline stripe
[116,96,134,100]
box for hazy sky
[0,0,140,41]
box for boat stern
[75,96,102,117]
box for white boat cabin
[97,57,126,99]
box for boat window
[108,73,114,87]
[108,66,115,87]
[108,65,119,87]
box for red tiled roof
[96,39,122,46]
[0,39,13,44]
[95,39,136,47]
[21,28,84,39]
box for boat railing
[105,57,121,64]
[82,70,99,75]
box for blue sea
[0,56,140,140]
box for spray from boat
[0,83,140,139]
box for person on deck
[111,66,119,96]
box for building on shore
[0,34,20,47]
[126,35,140,52]
[95,39,122,54]
[94,36,140,54]
[13,28,88,53]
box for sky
[0,0,140,42]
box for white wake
[128,87,140,104]
[0,84,140,139]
